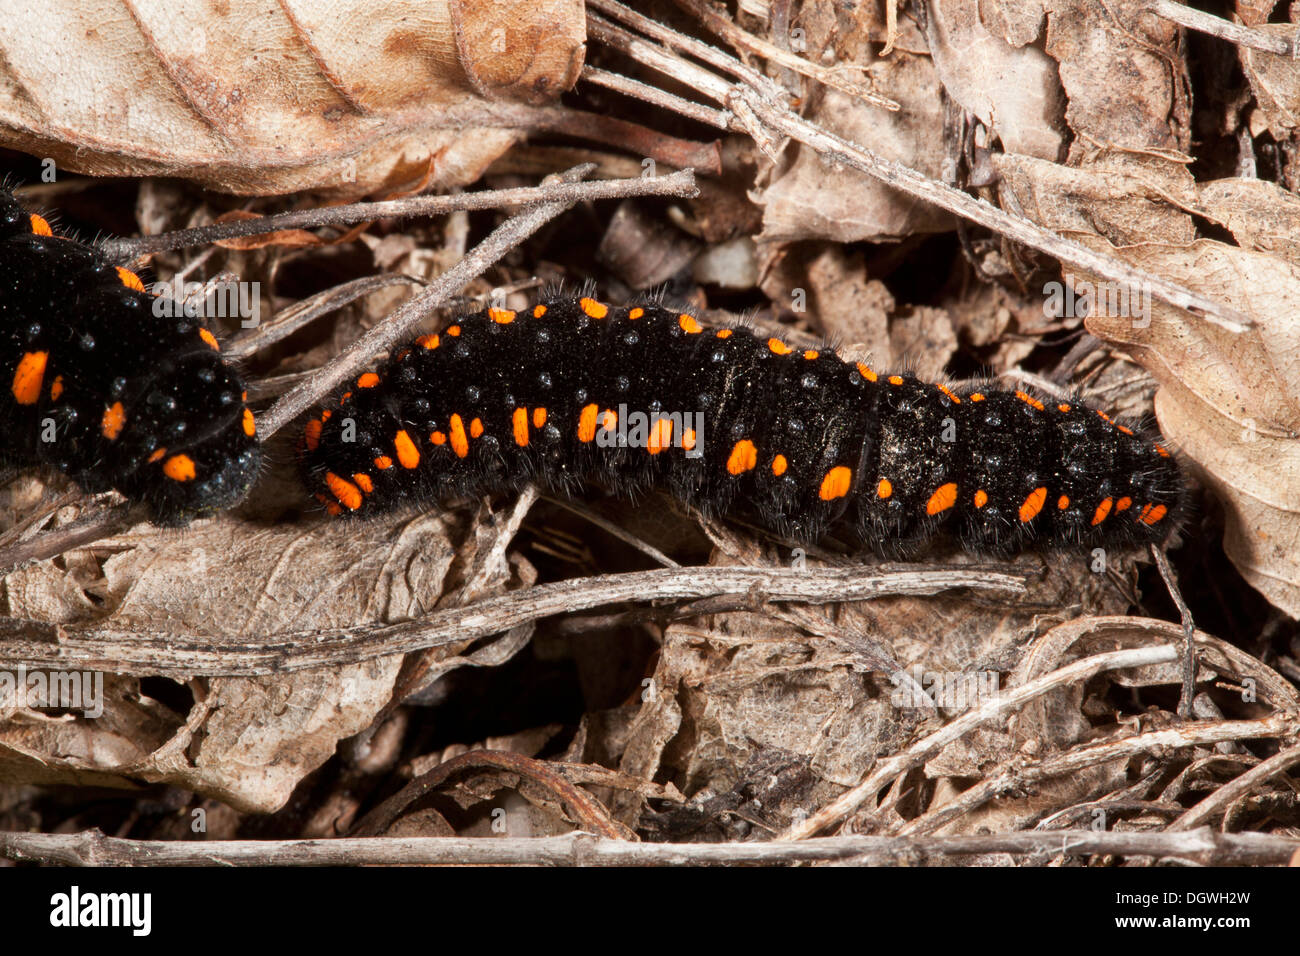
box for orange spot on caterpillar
[320,410,332,422]
[1116,497,1132,512]
[101,401,126,440]
[11,351,47,405]
[357,372,380,388]
[470,417,484,439]
[512,407,529,447]
[448,415,468,458]
[683,429,697,451]
[431,430,446,445]
[489,308,516,324]
[577,404,598,443]
[1092,497,1113,525]
[1019,487,1047,522]
[820,466,852,501]
[49,375,63,400]
[533,407,547,428]
[936,384,961,403]
[768,338,793,355]
[447,325,461,336]
[304,419,322,451]
[395,428,422,467]
[804,350,819,360]
[628,307,643,320]
[1117,425,1134,436]
[974,489,988,508]
[197,327,219,352]
[727,439,757,475]
[926,482,958,515]
[242,408,256,436]
[163,454,196,482]
[857,363,877,382]
[1141,503,1168,525]
[341,392,352,403]
[679,314,703,334]
[877,478,892,499]
[716,329,732,339]
[317,495,342,517]
[1015,390,1045,412]
[374,456,393,470]
[416,334,440,350]
[647,418,673,454]
[29,214,52,236]
[1057,495,1070,510]
[533,304,548,318]
[1155,445,1171,458]
[116,267,145,293]
[353,473,374,494]
[888,375,904,386]
[148,448,167,463]
[771,454,787,476]
[1057,403,1071,413]
[970,393,986,402]
[580,297,608,319]
[601,409,617,431]
[326,472,362,510]
[1096,410,1112,424]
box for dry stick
[1153,0,1296,57]
[0,565,1026,678]
[590,2,1254,334]
[225,274,426,360]
[0,502,143,574]
[103,165,698,258]
[781,645,1183,840]
[1168,742,1300,831]
[256,166,697,439]
[582,65,733,129]
[1152,542,1198,718]
[2,826,1295,867]
[897,715,1298,837]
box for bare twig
[590,0,1254,334]
[898,715,1298,836]
[582,65,733,129]
[0,565,1027,678]
[1153,0,1296,57]
[1152,542,1198,718]
[782,645,1185,839]
[257,167,697,438]
[1168,742,1300,831]
[103,166,699,259]
[2,827,1295,866]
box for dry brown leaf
[997,153,1300,616]
[0,512,476,811]
[1199,178,1300,266]
[0,0,584,195]
[1241,25,1300,138]
[924,0,1066,159]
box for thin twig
[582,65,733,129]
[257,167,696,438]
[103,166,699,258]
[1,827,1295,866]
[1168,742,1300,831]
[0,565,1027,678]
[590,0,1254,333]
[1153,0,1296,57]
[1152,542,1198,718]
[782,645,1184,839]
[897,715,1297,836]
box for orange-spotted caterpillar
[0,188,259,525]
[299,292,1185,554]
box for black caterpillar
[0,188,259,525]
[299,293,1185,553]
